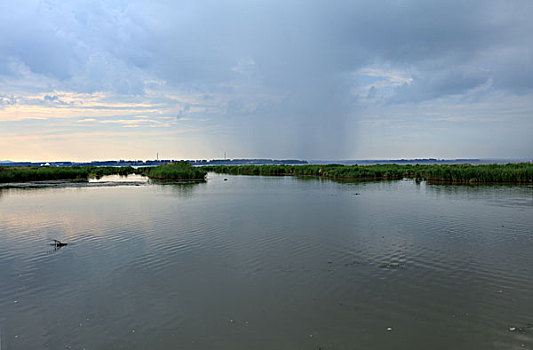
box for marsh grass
[139,162,207,181]
[0,166,135,183]
[0,162,206,183]
[3,163,530,184]
[203,163,533,184]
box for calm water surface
[1,173,532,349]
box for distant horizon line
[1,157,531,164]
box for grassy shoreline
[0,162,206,183]
[2,163,531,184]
[0,166,136,183]
[137,162,207,181]
[203,163,533,184]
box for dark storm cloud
[130,0,533,104]
[2,1,531,95]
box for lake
[1,173,532,349]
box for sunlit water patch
[88,174,149,183]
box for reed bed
[203,163,533,184]
[0,162,206,183]
[0,166,135,183]
[138,162,207,181]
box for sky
[1,0,532,161]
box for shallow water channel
[1,173,532,349]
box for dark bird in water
[51,239,68,247]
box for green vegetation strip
[379,262,402,269]
[0,162,206,183]
[138,162,207,181]
[0,166,135,183]
[203,163,533,184]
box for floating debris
[387,327,393,331]
[51,239,68,247]
[379,262,402,269]
[508,324,533,333]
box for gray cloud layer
[1,0,532,159]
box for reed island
[0,162,207,183]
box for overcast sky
[1,0,532,161]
